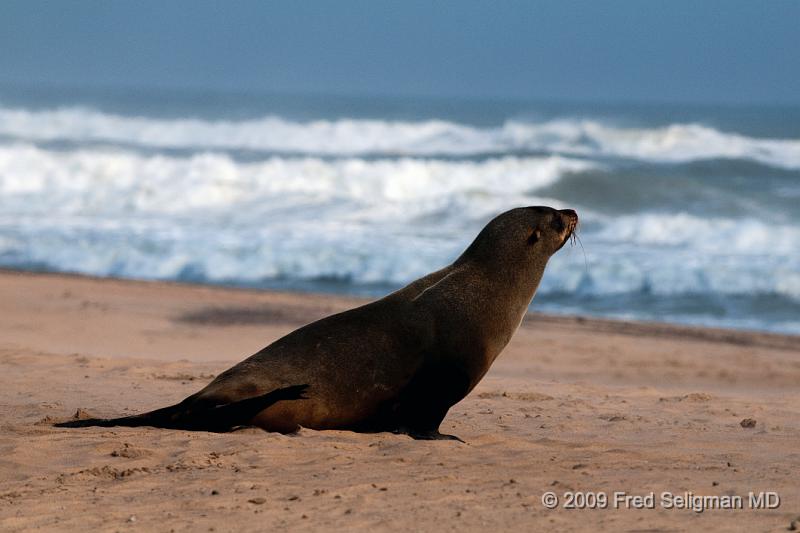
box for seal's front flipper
[200,384,309,432]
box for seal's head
[458,206,578,271]
[526,206,578,254]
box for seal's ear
[527,229,541,245]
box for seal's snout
[558,209,578,234]
[559,209,578,223]
[553,208,578,252]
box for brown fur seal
[56,206,578,440]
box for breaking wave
[1,102,798,333]
[1,105,800,168]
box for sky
[1,0,799,105]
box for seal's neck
[481,259,547,341]
[456,256,550,388]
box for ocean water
[1,86,799,334]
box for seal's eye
[527,229,541,245]
[551,216,565,232]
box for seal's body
[57,206,578,440]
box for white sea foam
[0,142,798,319]
[0,143,590,214]
[2,106,800,168]
[0,143,583,283]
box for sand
[1,269,798,532]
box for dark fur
[55,206,577,440]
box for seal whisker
[574,232,589,274]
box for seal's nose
[559,209,578,222]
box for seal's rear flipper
[53,384,309,432]
[53,417,124,428]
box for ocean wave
[0,143,591,214]
[0,143,797,308]
[540,212,800,311]
[1,137,798,333]
[592,212,800,255]
[2,211,798,308]
[1,105,799,168]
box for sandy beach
[1,269,798,532]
